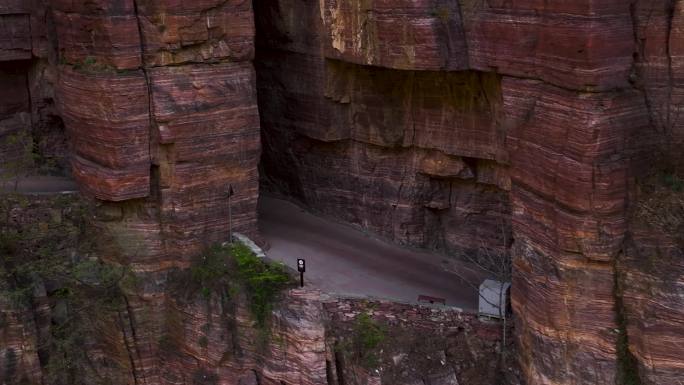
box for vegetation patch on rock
[187,242,294,328]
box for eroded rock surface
[0,0,683,385]
[255,1,684,385]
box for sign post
[297,258,306,288]
[226,185,234,243]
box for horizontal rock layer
[52,0,261,264]
[57,67,151,200]
[136,0,255,66]
[313,0,634,91]
[2,1,683,385]
[257,47,511,257]
[0,14,31,61]
[321,0,469,70]
[255,1,684,385]
[49,3,263,382]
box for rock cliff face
[52,0,261,266]
[0,194,510,385]
[256,1,512,260]
[255,1,684,385]
[0,1,66,175]
[0,1,683,385]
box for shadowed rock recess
[0,1,682,385]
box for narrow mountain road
[259,195,485,311]
[0,175,78,194]
[3,176,485,310]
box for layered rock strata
[255,1,684,385]
[53,0,260,266]
[256,1,512,260]
[0,1,683,385]
[0,194,513,385]
[49,1,262,384]
[0,1,65,176]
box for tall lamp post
[226,184,234,243]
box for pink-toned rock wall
[2,0,683,384]
[149,61,260,262]
[46,1,262,384]
[621,3,684,383]
[504,77,650,383]
[623,201,684,385]
[57,67,150,200]
[321,0,469,70]
[256,1,512,259]
[135,0,255,66]
[467,0,634,91]
[52,0,261,266]
[255,1,684,385]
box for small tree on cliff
[442,215,512,368]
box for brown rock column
[622,1,684,383]
[256,1,684,385]
[51,0,262,383]
[503,78,650,384]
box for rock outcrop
[0,1,683,385]
[53,0,261,266]
[256,0,512,262]
[0,193,512,385]
[255,1,684,385]
[0,1,65,176]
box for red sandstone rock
[146,61,261,263]
[320,0,468,70]
[57,67,150,201]
[620,181,684,385]
[52,0,142,70]
[503,77,651,384]
[136,0,255,66]
[0,14,31,61]
[261,125,509,257]
[467,0,635,91]
[633,0,684,173]
[1,1,683,385]
[149,62,259,162]
[503,78,648,260]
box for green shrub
[71,56,118,73]
[188,242,293,329]
[190,244,231,298]
[661,172,684,192]
[0,195,135,384]
[231,243,291,328]
[349,312,386,369]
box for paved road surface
[3,175,485,310]
[259,195,485,310]
[0,175,78,194]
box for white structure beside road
[478,279,511,319]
